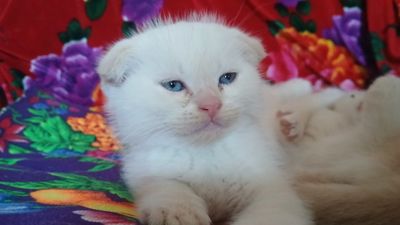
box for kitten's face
[99,20,266,143]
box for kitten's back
[297,139,400,225]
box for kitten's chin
[182,120,228,142]
[192,121,223,134]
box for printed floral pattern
[0,87,138,225]
[279,0,303,7]
[74,210,137,225]
[323,7,366,65]
[266,27,366,90]
[68,113,121,151]
[1,1,400,225]
[122,0,163,24]
[0,117,27,152]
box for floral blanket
[1,0,400,224]
[0,86,138,225]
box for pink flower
[265,48,299,82]
[339,79,358,91]
[74,210,137,225]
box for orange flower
[90,84,106,112]
[276,28,366,89]
[67,113,121,151]
[31,189,136,218]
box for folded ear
[97,39,136,86]
[236,31,267,66]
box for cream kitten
[97,16,312,225]
[277,76,400,225]
[279,88,365,144]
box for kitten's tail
[297,180,400,225]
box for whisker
[228,0,247,27]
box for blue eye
[161,80,185,92]
[219,72,237,85]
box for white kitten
[97,16,312,225]
[277,76,400,225]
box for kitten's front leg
[277,88,345,142]
[231,181,313,225]
[134,178,211,225]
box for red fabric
[367,0,400,74]
[0,0,123,77]
[161,0,341,52]
[1,0,400,108]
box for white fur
[98,16,312,225]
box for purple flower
[279,0,303,7]
[27,40,102,106]
[122,0,163,25]
[323,7,366,65]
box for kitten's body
[278,77,400,225]
[98,16,311,225]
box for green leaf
[296,1,311,15]
[25,117,45,124]
[0,158,23,165]
[83,27,92,39]
[37,91,52,99]
[0,172,133,201]
[8,144,32,154]
[340,0,363,8]
[305,20,317,33]
[380,64,392,74]
[289,13,306,32]
[23,126,44,142]
[0,189,28,197]
[0,165,24,172]
[10,90,18,100]
[370,32,386,61]
[31,142,63,153]
[58,19,92,43]
[50,173,132,201]
[58,32,69,43]
[266,20,285,36]
[80,156,103,163]
[23,116,94,153]
[69,133,96,153]
[0,180,76,190]
[28,108,47,117]
[122,21,137,37]
[79,156,115,172]
[274,3,289,17]
[10,69,25,89]
[85,0,107,21]
[88,163,115,172]
[51,173,132,201]
[59,104,68,110]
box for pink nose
[198,98,222,118]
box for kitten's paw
[362,75,400,138]
[139,196,211,225]
[277,110,305,142]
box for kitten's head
[98,15,267,144]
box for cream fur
[277,76,400,225]
[98,16,312,225]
